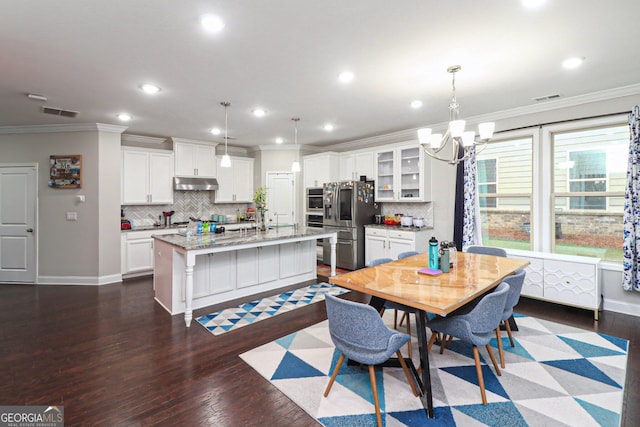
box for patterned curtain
[462,145,482,250]
[623,105,640,292]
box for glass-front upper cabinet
[375,150,395,200]
[374,144,431,202]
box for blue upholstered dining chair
[465,245,507,257]
[323,294,418,427]
[425,282,510,405]
[496,269,526,368]
[368,257,415,359]
[397,251,419,259]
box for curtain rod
[494,110,630,135]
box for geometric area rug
[240,312,628,426]
[196,283,348,336]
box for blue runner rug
[240,312,628,426]
[196,283,348,335]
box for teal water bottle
[428,236,439,270]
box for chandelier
[417,65,494,165]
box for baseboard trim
[603,298,640,318]
[38,274,122,286]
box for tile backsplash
[380,202,433,227]
[122,191,250,226]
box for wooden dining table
[329,251,529,419]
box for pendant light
[220,101,232,168]
[291,117,301,172]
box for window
[552,124,626,261]
[478,158,497,208]
[476,135,533,250]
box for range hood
[173,176,219,191]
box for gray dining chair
[496,269,526,368]
[465,245,507,257]
[368,257,415,359]
[397,251,419,259]
[425,281,510,405]
[323,294,418,427]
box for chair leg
[440,334,453,354]
[485,344,502,376]
[369,365,382,427]
[405,313,412,360]
[393,309,398,329]
[323,353,345,397]
[472,346,488,405]
[495,327,505,369]
[396,350,418,397]
[427,330,438,352]
[398,311,407,327]
[504,319,515,347]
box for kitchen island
[152,227,337,326]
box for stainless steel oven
[305,214,324,261]
[306,187,323,212]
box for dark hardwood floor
[0,276,637,426]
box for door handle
[26,228,34,233]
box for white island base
[153,229,337,326]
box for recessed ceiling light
[337,71,354,84]
[210,127,221,135]
[411,100,423,109]
[522,0,546,8]
[275,137,284,144]
[116,113,132,121]
[201,14,225,33]
[562,57,584,69]
[140,83,161,94]
[252,108,266,117]
[323,123,334,132]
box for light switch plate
[66,212,77,221]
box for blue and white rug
[240,312,628,426]
[196,283,348,335]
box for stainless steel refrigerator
[322,180,380,270]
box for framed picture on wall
[49,154,82,188]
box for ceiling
[1,0,638,148]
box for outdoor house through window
[476,135,533,250]
[552,124,626,261]
[475,115,627,262]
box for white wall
[0,124,125,284]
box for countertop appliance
[306,187,324,212]
[322,180,379,270]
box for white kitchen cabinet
[215,156,254,202]
[505,249,601,319]
[280,240,315,278]
[172,138,217,177]
[339,150,375,181]
[121,147,173,205]
[303,152,339,188]
[365,227,429,265]
[122,228,177,277]
[237,245,279,288]
[375,144,431,202]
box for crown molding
[122,134,166,144]
[321,83,640,152]
[253,144,302,152]
[0,122,126,135]
[169,137,218,147]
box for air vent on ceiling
[533,94,561,102]
[41,106,79,118]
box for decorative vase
[259,210,267,232]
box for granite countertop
[152,226,334,251]
[364,224,433,232]
[122,224,188,232]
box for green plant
[253,186,267,211]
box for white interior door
[0,166,37,283]
[266,172,295,226]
